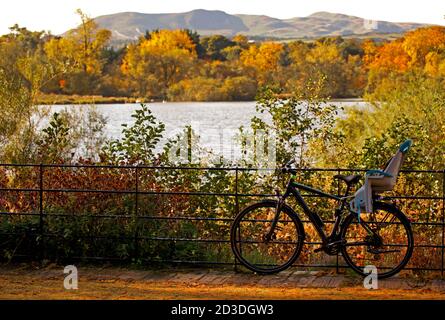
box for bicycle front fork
[265,189,285,242]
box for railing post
[336,168,340,274]
[234,167,239,271]
[440,169,445,277]
[39,163,44,262]
[134,166,140,260]
[235,167,239,217]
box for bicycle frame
[268,176,375,247]
[231,169,413,278]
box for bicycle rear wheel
[340,202,414,279]
[230,200,305,274]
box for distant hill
[91,9,428,43]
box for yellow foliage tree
[121,30,197,99]
[45,9,111,75]
[365,27,445,74]
[365,39,410,73]
[232,34,249,48]
[240,42,284,85]
[402,26,445,68]
[286,40,363,97]
[364,26,445,95]
[424,51,445,76]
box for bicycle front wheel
[340,202,414,279]
[230,200,305,274]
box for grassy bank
[36,94,142,105]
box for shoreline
[36,94,141,105]
[36,94,365,106]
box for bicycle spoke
[231,202,303,273]
[341,203,413,278]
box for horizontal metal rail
[0,163,443,274]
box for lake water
[44,100,367,161]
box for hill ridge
[90,9,428,42]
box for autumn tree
[232,34,249,48]
[183,29,206,59]
[121,30,197,99]
[0,24,54,97]
[167,75,257,101]
[365,39,410,73]
[216,35,248,62]
[200,35,234,60]
[240,42,285,86]
[364,27,445,94]
[409,27,445,76]
[45,9,111,74]
[44,9,111,94]
[286,39,364,97]
[0,25,63,162]
[402,26,445,67]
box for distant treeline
[1,9,445,102]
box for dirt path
[0,265,444,300]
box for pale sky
[1,0,444,35]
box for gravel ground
[0,264,444,300]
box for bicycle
[230,160,414,279]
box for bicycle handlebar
[281,167,298,174]
[281,159,297,175]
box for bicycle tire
[230,200,305,274]
[340,201,414,279]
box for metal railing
[0,163,443,274]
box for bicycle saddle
[333,174,361,186]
